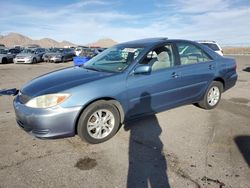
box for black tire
[61,56,65,63]
[77,101,120,144]
[2,58,8,64]
[32,58,37,64]
[198,81,223,110]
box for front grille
[18,92,31,104]
[17,120,32,131]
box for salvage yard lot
[0,56,250,188]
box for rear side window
[176,42,212,65]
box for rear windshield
[201,43,220,51]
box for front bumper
[13,96,81,139]
[14,58,32,64]
[50,57,62,63]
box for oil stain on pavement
[75,157,97,170]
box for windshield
[0,49,8,54]
[83,46,144,72]
[21,49,35,54]
[49,48,64,53]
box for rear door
[173,41,216,102]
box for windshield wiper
[83,66,101,72]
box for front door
[126,43,185,118]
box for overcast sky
[1,0,250,46]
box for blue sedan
[13,38,237,143]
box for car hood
[44,52,62,56]
[0,54,7,57]
[16,53,34,58]
[21,66,113,97]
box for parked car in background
[74,46,88,56]
[0,44,6,49]
[42,48,75,63]
[78,48,97,58]
[75,47,106,57]
[14,45,23,50]
[8,48,21,57]
[14,48,45,64]
[0,48,15,63]
[27,44,40,49]
[13,38,237,144]
[197,41,223,56]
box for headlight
[27,56,32,59]
[25,93,70,108]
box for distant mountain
[88,38,117,48]
[0,32,76,48]
[0,32,117,48]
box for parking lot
[0,56,249,188]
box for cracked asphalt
[0,56,249,188]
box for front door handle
[172,72,179,78]
[209,64,215,70]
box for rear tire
[32,58,37,64]
[198,81,223,109]
[77,101,120,144]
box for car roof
[197,40,218,44]
[116,38,198,48]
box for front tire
[2,58,8,64]
[198,81,223,109]
[77,101,120,144]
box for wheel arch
[1,57,7,63]
[213,77,225,91]
[74,97,125,134]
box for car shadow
[243,67,250,72]
[124,92,170,188]
[234,135,250,168]
[0,88,18,96]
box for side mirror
[133,65,151,74]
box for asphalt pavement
[0,56,249,188]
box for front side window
[176,42,212,65]
[83,46,144,73]
[140,44,175,71]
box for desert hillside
[0,33,117,48]
[0,33,77,48]
[1,33,249,53]
[87,38,117,48]
[223,47,250,55]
